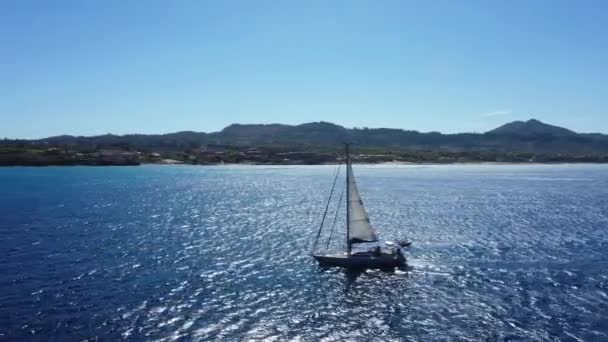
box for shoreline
[2,161,608,167]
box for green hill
[2,119,608,164]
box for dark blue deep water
[1,165,608,341]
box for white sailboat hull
[313,251,405,270]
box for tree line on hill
[1,119,607,165]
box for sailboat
[312,144,409,270]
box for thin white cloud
[482,110,512,117]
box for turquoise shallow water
[1,164,608,341]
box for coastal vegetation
[1,119,607,166]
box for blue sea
[1,164,608,341]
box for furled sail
[347,164,378,243]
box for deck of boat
[313,250,405,269]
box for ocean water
[1,164,607,341]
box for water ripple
[1,164,607,340]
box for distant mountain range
[4,119,608,155]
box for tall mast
[345,143,351,255]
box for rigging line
[325,186,345,250]
[310,163,341,255]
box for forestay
[347,164,378,243]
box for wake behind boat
[311,144,410,270]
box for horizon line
[2,118,605,140]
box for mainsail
[347,164,378,243]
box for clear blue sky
[1,0,607,138]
